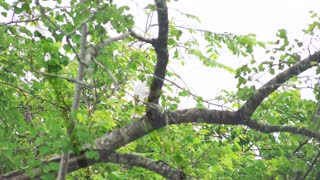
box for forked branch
[239,51,320,119]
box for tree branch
[35,0,109,37]
[93,32,131,55]
[153,74,233,110]
[241,119,320,140]
[65,36,82,63]
[239,51,320,119]
[93,116,155,150]
[57,1,89,178]
[1,151,186,180]
[90,32,132,87]
[32,69,90,88]
[0,81,69,110]
[106,153,186,179]
[147,0,169,104]
[64,4,109,37]
[129,29,155,44]
[301,149,320,179]
[35,0,60,30]
[3,18,41,25]
[3,103,320,178]
[92,57,119,85]
[94,103,320,153]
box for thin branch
[64,4,109,37]
[129,29,155,44]
[65,36,82,63]
[301,149,320,179]
[0,81,68,110]
[168,65,192,91]
[243,135,262,153]
[92,57,118,85]
[35,0,109,37]
[293,139,309,154]
[311,78,320,127]
[90,32,135,87]
[4,18,41,25]
[0,81,29,94]
[35,0,60,30]
[242,119,320,140]
[32,69,90,88]
[239,51,320,119]
[58,0,89,178]
[94,32,130,53]
[153,74,232,110]
[174,25,231,37]
[145,9,154,34]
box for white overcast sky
[124,0,320,108]
[6,0,319,108]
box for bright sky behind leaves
[125,0,320,108]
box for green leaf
[1,11,7,17]
[178,89,189,97]
[85,150,100,160]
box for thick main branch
[3,103,320,179]
[239,51,320,118]
[147,0,169,104]
[1,151,186,180]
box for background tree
[1,0,320,179]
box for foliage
[1,0,320,179]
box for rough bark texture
[147,0,169,104]
[2,0,320,179]
[239,51,320,118]
[1,151,186,180]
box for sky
[125,0,320,108]
[4,0,319,108]
[170,0,319,39]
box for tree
[1,0,320,179]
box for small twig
[311,78,320,125]
[153,74,233,110]
[33,69,91,88]
[93,32,131,54]
[144,10,154,34]
[243,119,320,141]
[0,81,28,94]
[243,135,262,153]
[129,29,155,44]
[293,139,309,154]
[64,4,109,37]
[307,32,316,56]
[10,12,15,22]
[92,57,118,85]
[35,0,109,37]
[174,25,232,37]
[167,65,191,92]
[35,0,60,30]
[4,18,41,25]
[301,149,320,179]
[65,36,82,63]
[0,81,68,110]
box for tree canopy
[1,0,320,179]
